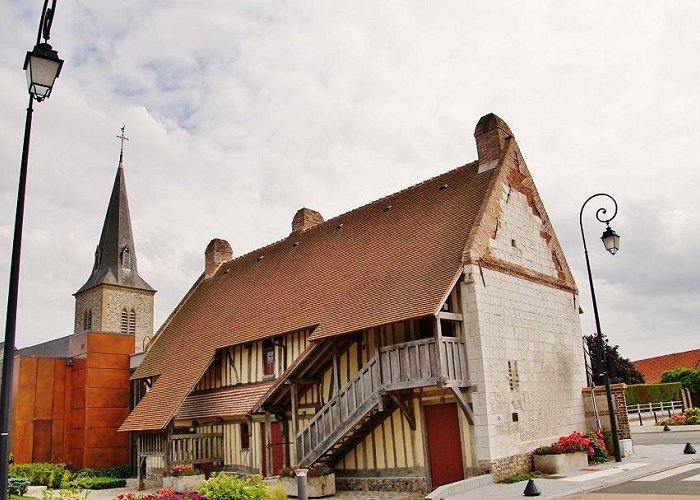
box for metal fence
[626,400,684,425]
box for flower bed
[533,431,609,473]
[162,464,205,493]
[657,407,700,426]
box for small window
[508,360,520,391]
[121,246,131,271]
[263,346,275,376]
[129,309,136,334]
[240,422,250,450]
[121,309,129,333]
[82,309,93,331]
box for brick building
[5,150,155,467]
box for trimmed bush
[198,473,268,500]
[9,463,71,488]
[74,466,130,479]
[8,477,30,496]
[70,477,127,490]
[625,382,682,405]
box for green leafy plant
[8,477,30,496]
[40,486,88,500]
[9,463,72,488]
[501,471,543,484]
[625,383,682,405]
[70,477,127,489]
[198,473,268,500]
[268,484,287,500]
[661,368,700,393]
[74,466,130,479]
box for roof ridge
[217,161,479,268]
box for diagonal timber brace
[448,385,474,425]
[388,393,416,431]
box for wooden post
[435,317,446,381]
[332,345,340,396]
[164,424,173,476]
[136,434,144,491]
[374,330,383,384]
[290,384,299,463]
[265,413,272,477]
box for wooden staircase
[296,337,471,466]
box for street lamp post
[579,193,622,463]
[0,1,63,497]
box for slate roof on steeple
[75,161,154,294]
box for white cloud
[1,1,698,361]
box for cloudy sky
[1,1,698,362]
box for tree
[660,367,700,393]
[584,333,645,386]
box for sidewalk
[443,428,700,499]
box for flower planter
[533,452,588,474]
[162,474,206,493]
[275,474,335,498]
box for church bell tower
[74,128,155,353]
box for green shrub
[198,473,268,500]
[74,466,130,479]
[9,463,71,488]
[661,368,700,393]
[41,487,88,500]
[501,471,543,484]
[70,477,127,489]
[625,383,682,405]
[268,484,287,500]
[8,477,30,495]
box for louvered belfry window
[121,308,136,334]
[129,309,136,334]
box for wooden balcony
[137,431,224,468]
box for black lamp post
[579,193,622,463]
[0,1,63,497]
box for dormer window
[121,246,131,272]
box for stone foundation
[477,452,532,482]
[336,477,428,494]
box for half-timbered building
[120,114,587,492]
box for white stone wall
[74,287,102,333]
[103,287,154,353]
[462,266,586,462]
[490,185,558,277]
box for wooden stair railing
[296,337,470,466]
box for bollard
[653,410,658,424]
[523,479,541,496]
[638,411,643,426]
[684,443,696,455]
[663,424,671,432]
[295,468,309,500]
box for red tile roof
[174,381,275,420]
[120,114,575,433]
[633,349,700,383]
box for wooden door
[261,421,284,476]
[424,402,464,489]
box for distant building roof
[633,348,700,383]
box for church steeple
[73,128,155,353]
[76,129,153,294]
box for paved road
[564,461,700,498]
[632,430,700,446]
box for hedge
[71,477,127,489]
[625,382,682,405]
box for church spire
[75,128,153,294]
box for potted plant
[274,464,335,498]
[533,431,609,474]
[162,464,205,492]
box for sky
[0,1,698,362]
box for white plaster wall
[462,266,586,462]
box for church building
[122,114,588,493]
[8,138,155,467]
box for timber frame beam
[388,393,416,430]
[447,385,474,425]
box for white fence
[626,401,684,425]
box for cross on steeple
[117,126,129,167]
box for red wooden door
[424,402,464,489]
[261,422,284,476]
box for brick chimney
[205,238,233,279]
[474,113,513,164]
[291,207,324,233]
